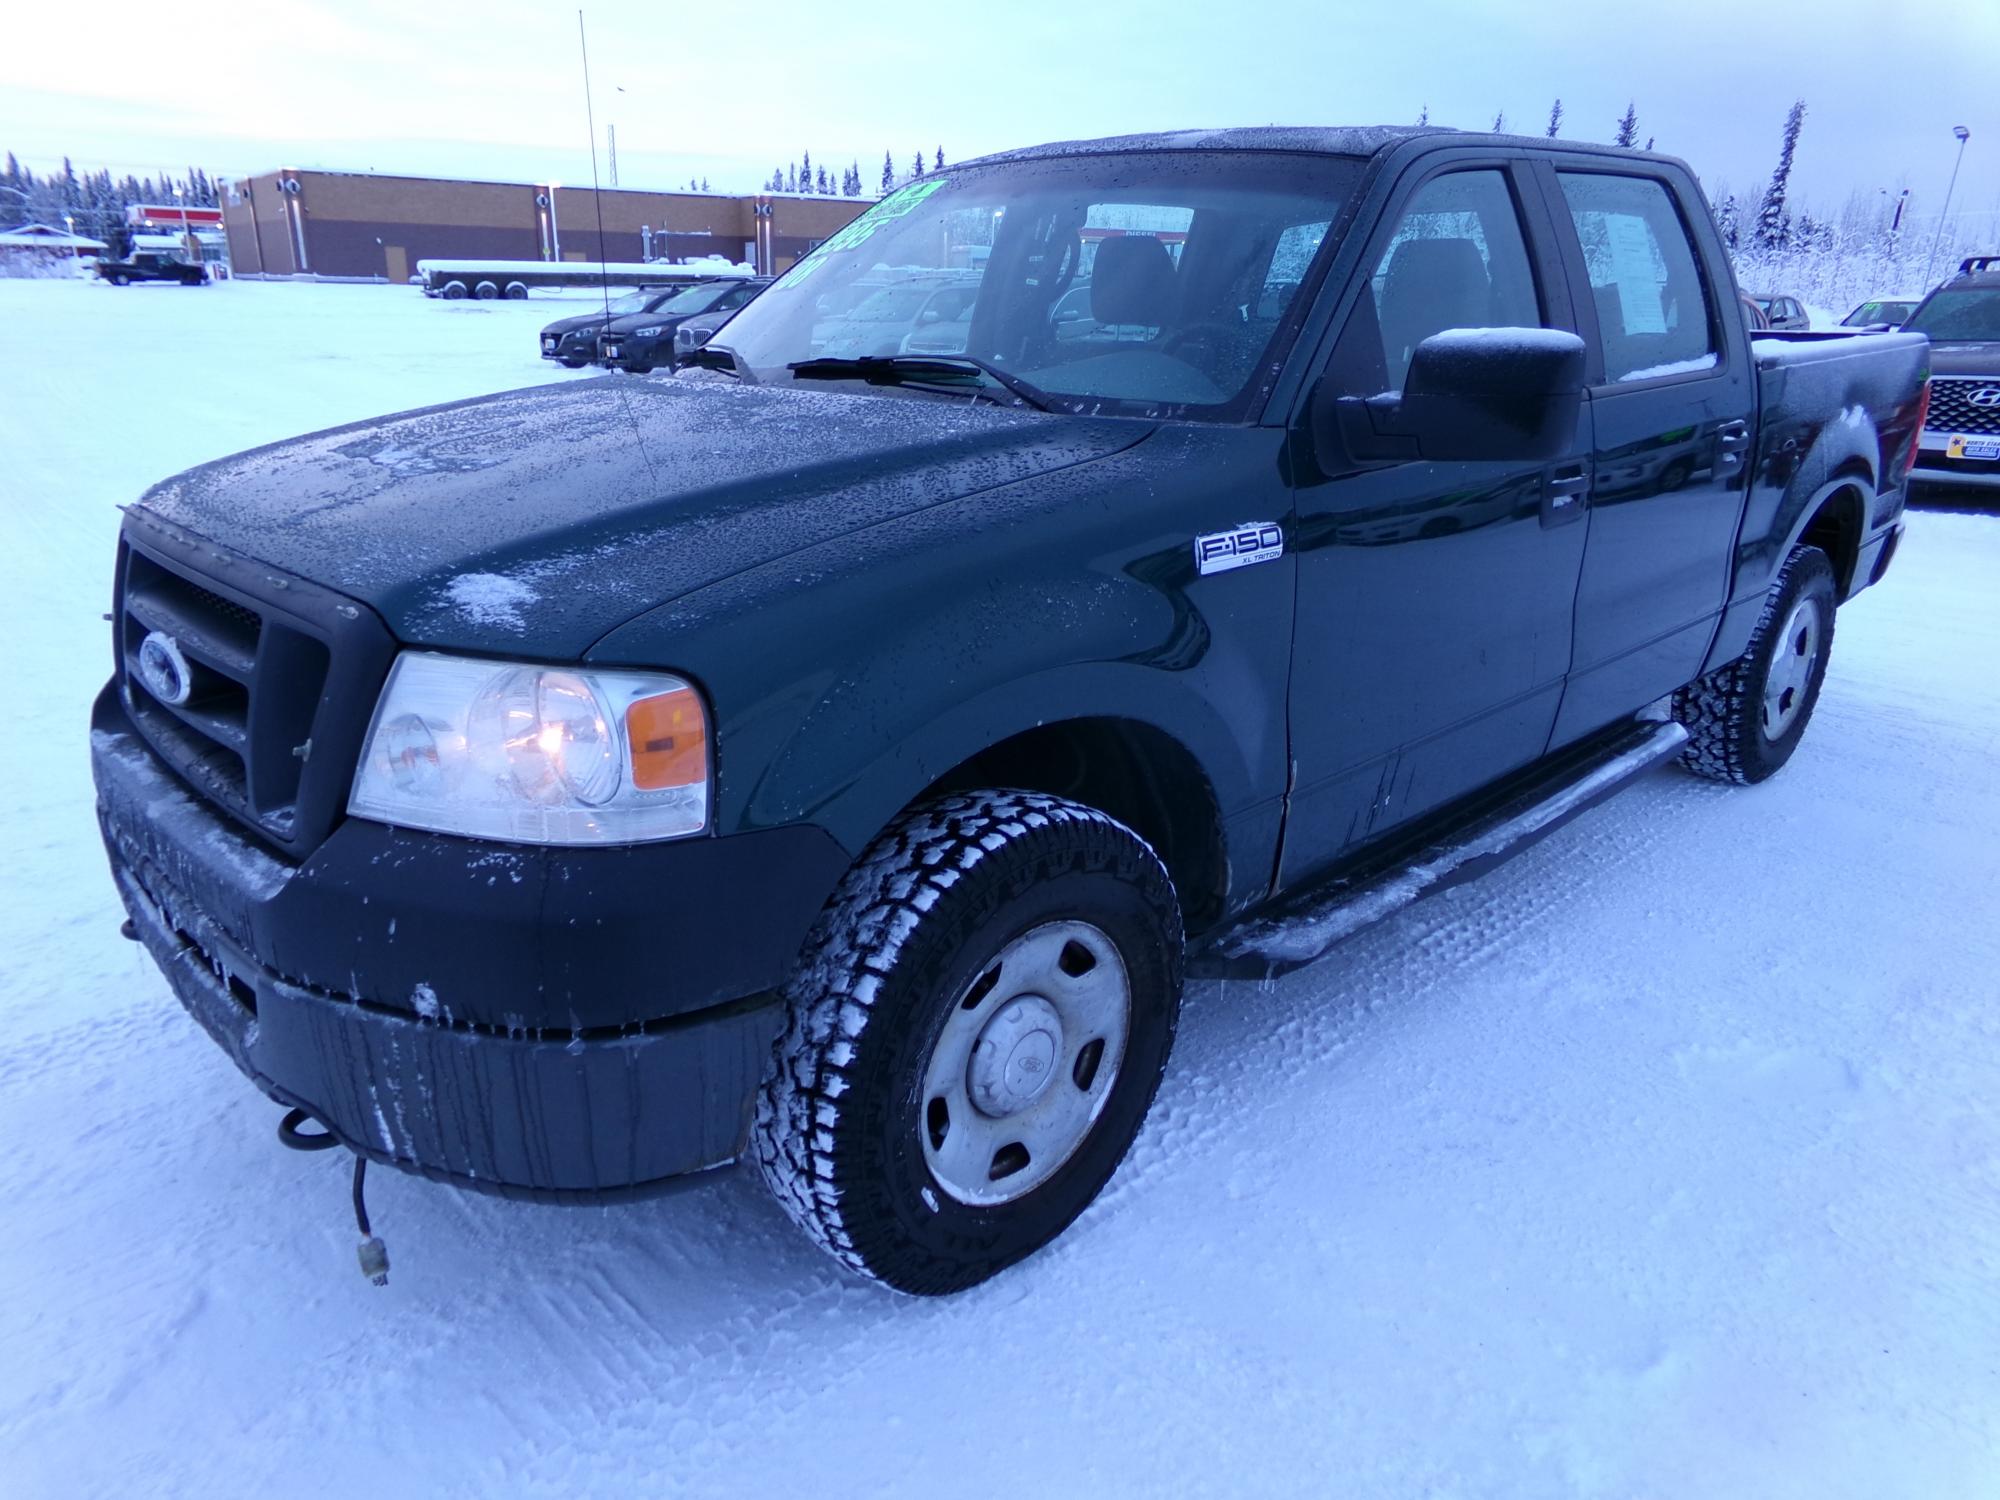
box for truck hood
[133,377,1149,656]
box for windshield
[713,151,1362,418]
[1904,288,2000,341]
[658,281,731,315]
[606,291,654,315]
[1843,299,1917,326]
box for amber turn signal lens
[626,686,707,791]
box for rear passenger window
[1557,173,1718,383]
[1327,169,1545,396]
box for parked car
[539,285,709,368]
[671,304,743,363]
[1739,293,1771,333]
[599,278,772,373]
[1840,295,1922,329]
[93,126,1928,1297]
[1902,255,2000,497]
[1749,292,1810,330]
[95,251,206,287]
[809,272,982,358]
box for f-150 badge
[1195,522,1285,576]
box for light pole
[1922,125,1971,289]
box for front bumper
[541,331,598,362]
[1911,432,2000,492]
[599,336,666,371]
[92,682,851,1199]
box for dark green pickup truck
[94,126,1929,1294]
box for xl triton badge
[137,631,194,707]
[1194,522,1285,577]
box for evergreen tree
[1716,192,1740,250]
[881,150,895,193]
[1492,112,1505,133]
[1644,136,1654,152]
[701,177,709,192]
[816,164,829,194]
[1546,99,1563,138]
[1615,103,1639,149]
[800,149,812,194]
[934,146,944,171]
[912,151,925,179]
[785,163,797,193]
[1756,99,1806,249]
[1417,104,1429,126]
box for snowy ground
[3,278,1997,1499]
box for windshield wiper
[787,355,1057,412]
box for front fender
[588,425,1296,897]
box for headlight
[348,652,709,845]
[632,325,664,338]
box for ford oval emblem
[137,631,194,707]
[1969,387,2000,408]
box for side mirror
[1315,328,1586,465]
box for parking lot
[3,275,1997,1498]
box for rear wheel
[442,280,467,300]
[474,280,499,300]
[755,791,1183,1295]
[111,274,128,286]
[504,281,529,300]
[1675,544,1836,784]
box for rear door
[1539,163,1755,744]
[1281,158,1592,884]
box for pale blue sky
[4,0,1993,227]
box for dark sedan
[539,286,705,368]
[599,278,770,373]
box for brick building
[218,168,871,281]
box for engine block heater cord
[276,1107,390,1285]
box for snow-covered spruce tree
[1492,112,1505,133]
[934,147,944,171]
[881,151,895,193]
[1756,100,1806,250]
[1716,192,1740,250]
[1615,103,1639,149]
[1416,104,1429,125]
[1546,99,1563,138]
[912,151,925,179]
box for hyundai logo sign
[1969,387,2000,408]
[137,631,194,706]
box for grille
[120,544,330,846]
[1926,377,2000,437]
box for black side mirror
[1315,328,1586,465]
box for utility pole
[608,124,618,188]
[1922,125,1971,289]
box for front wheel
[1675,544,1835,784]
[755,791,1184,1295]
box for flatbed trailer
[415,258,752,299]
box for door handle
[1542,462,1591,527]
[1715,418,1751,475]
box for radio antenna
[578,9,613,321]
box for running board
[1191,719,1690,978]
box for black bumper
[92,683,852,1199]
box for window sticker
[784,177,952,285]
[1605,214,1668,334]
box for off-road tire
[754,791,1184,1296]
[1675,544,1836,784]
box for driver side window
[1327,169,1546,397]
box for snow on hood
[132,377,1147,657]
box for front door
[384,245,409,284]
[1541,166,1756,744]
[1282,161,1591,886]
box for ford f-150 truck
[93,127,1929,1296]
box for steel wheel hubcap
[1761,598,1821,741]
[920,920,1131,1207]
